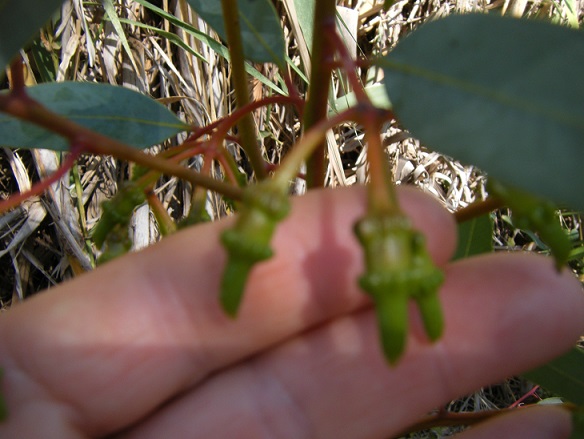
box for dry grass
[0,0,583,436]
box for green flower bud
[220,182,290,316]
[92,183,146,248]
[354,213,445,364]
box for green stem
[71,161,96,267]
[221,0,267,180]
[146,189,177,235]
[273,108,359,186]
[302,0,337,188]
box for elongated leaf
[523,347,584,405]
[288,1,359,55]
[570,408,584,439]
[330,83,391,115]
[292,0,315,50]
[379,14,584,212]
[102,0,139,73]
[453,214,493,260]
[186,0,286,65]
[29,39,57,83]
[115,17,207,63]
[0,82,187,151]
[0,0,63,74]
[131,0,286,95]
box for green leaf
[0,0,63,74]
[292,0,315,50]
[92,182,147,249]
[131,0,286,95]
[102,0,140,73]
[185,0,286,65]
[570,407,584,439]
[115,17,208,64]
[523,347,584,405]
[0,82,188,151]
[288,0,360,56]
[330,83,392,115]
[453,214,493,260]
[379,14,584,212]
[488,180,572,269]
[29,39,57,83]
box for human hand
[0,186,582,438]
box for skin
[0,186,582,438]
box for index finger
[0,186,456,436]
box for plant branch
[9,57,26,96]
[302,0,337,188]
[392,403,577,438]
[221,0,268,180]
[0,147,81,214]
[454,196,503,223]
[360,108,399,215]
[0,93,243,201]
[119,94,303,200]
[273,107,360,186]
[327,30,369,104]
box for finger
[121,253,584,439]
[455,406,572,439]
[0,186,455,437]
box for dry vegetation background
[0,1,583,436]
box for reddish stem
[454,196,503,223]
[282,68,303,112]
[328,57,373,70]
[215,151,241,187]
[0,83,302,212]
[358,107,399,215]
[508,385,541,408]
[0,148,81,213]
[9,57,26,96]
[145,188,176,236]
[185,94,302,152]
[0,93,243,201]
[327,31,370,104]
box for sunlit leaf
[29,39,57,83]
[379,14,584,211]
[0,0,63,74]
[186,0,286,65]
[0,82,187,151]
[101,0,140,72]
[330,83,391,115]
[292,0,315,50]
